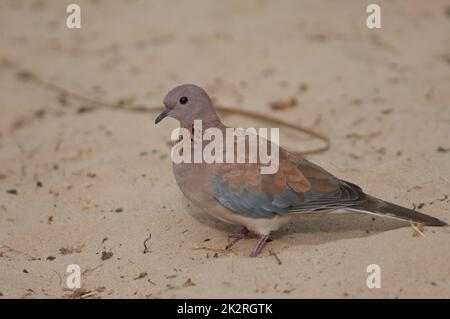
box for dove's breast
[172,162,213,204]
[172,162,290,235]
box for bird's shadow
[183,197,409,246]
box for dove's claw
[250,234,270,257]
[225,227,249,250]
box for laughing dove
[155,84,447,257]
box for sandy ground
[1,0,450,299]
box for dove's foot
[225,227,249,250]
[250,234,270,257]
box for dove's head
[155,84,219,125]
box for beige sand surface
[1,0,450,298]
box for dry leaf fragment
[183,278,196,287]
[270,98,297,110]
[134,272,148,280]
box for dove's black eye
[179,96,188,105]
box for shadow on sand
[183,196,410,247]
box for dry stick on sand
[11,67,330,156]
[269,249,282,265]
[192,245,227,253]
[143,233,152,254]
[411,222,425,237]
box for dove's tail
[355,195,447,226]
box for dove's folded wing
[212,151,367,218]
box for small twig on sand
[269,249,282,265]
[63,288,96,299]
[0,245,39,260]
[80,291,97,299]
[192,245,226,253]
[81,264,103,276]
[143,233,152,254]
[429,195,448,205]
[411,222,425,237]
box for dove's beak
[155,107,170,124]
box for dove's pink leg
[225,227,249,250]
[250,234,270,257]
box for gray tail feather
[357,195,447,226]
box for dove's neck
[180,119,223,131]
[179,106,222,128]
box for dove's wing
[212,150,447,226]
[210,127,446,226]
[212,149,366,218]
